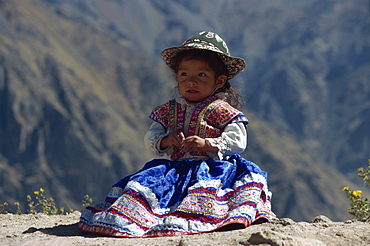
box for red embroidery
[149,96,247,160]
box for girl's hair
[173,49,243,109]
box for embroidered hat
[161,31,246,79]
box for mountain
[0,0,368,221]
[0,0,172,210]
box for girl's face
[176,58,226,103]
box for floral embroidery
[80,171,272,237]
[149,96,247,160]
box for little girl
[79,31,273,237]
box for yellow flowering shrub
[342,159,370,222]
[27,188,67,215]
[1,188,93,215]
[0,202,8,214]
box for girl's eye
[198,72,206,77]
[180,72,187,76]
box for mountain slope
[0,0,171,209]
[245,112,353,220]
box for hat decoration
[161,31,246,79]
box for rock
[178,238,189,246]
[1,214,370,246]
[279,218,296,226]
[248,230,326,246]
[310,215,332,223]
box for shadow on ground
[22,223,101,237]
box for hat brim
[161,46,246,79]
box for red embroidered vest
[149,96,248,160]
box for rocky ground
[0,212,369,246]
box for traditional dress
[79,95,273,237]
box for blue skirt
[79,155,272,237]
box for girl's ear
[215,75,227,89]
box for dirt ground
[0,211,369,246]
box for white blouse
[144,98,248,161]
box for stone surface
[0,214,369,246]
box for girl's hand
[160,131,185,150]
[183,136,219,153]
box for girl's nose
[187,80,196,87]
[187,76,197,86]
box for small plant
[14,201,22,215]
[0,202,8,214]
[342,159,370,222]
[0,188,92,215]
[27,194,37,214]
[27,188,71,215]
[82,194,93,208]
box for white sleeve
[144,122,172,156]
[205,122,247,160]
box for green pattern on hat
[161,31,246,79]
